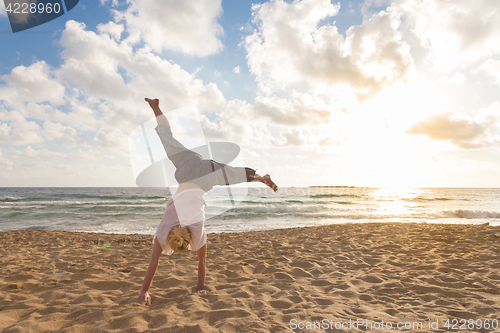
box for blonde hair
[168,225,191,252]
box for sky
[1,0,500,188]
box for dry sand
[1,223,499,332]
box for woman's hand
[139,290,151,305]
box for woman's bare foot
[145,97,159,110]
[145,97,165,119]
[255,174,278,192]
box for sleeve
[155,114,169,127]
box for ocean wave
[73,205,162,213]
[208,204,323,215]
[2,211,29,218]
[405,197,453,202]
[235,200,287,206]
[401,196,471,202]
[65,194,168,201]
[440,209,500,219]
[1,199,167,207]
[285,200,305,204]
[2,187,500,233]
[24,225,50,231]
[0,194,168,203]
[309,194,359,199]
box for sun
[326,70,448,188]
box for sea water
[1,187,499,234]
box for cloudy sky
[1,0,500,188]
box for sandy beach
[1,223,499,332]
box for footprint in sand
[269,300,293,309]
[273,272,294,281]
[314,298,333,306]
[290,268,313,278]
[207,309,251,326]
[288,295,303,304]
[359,275,384,283]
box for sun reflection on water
[369,187,426,217]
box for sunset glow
[1,0,500,187]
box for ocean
[1,187,499,234]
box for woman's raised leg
[145,98,169,127]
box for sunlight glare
[328,70,450,188]
[370,187,424,217]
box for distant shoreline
[309,185,357,188]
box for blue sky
[1,0,500,187]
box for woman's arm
[196,244,207,292]
[138,237,163,304]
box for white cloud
[0,61,66,105]
[15,101,97,132]
[233,66,241,74]
[253,92,331,126]
[0,11,230,187]
[362,0,392,15]
[199,99,255,142]
[100,0,118,6]
[407,113,486,148]
[58,20,226,121]
[94,126,129,150]
[245,0,412,99]
[64,100,98,130]
[406,103,500,149]
[43,121,88,146]
[114,0,224,56]
[438,73,465,85]
[0,3,6,17]
[0,161,135,187]
[0,150,13,170]
[476,59,500,86]
[318,136,335,146]
[431,155,499,175]
[11,146,67,159]
[0,6,229,168]
[0,113,45,145]
[393,0,500,71]
[74,149,100,160]
[17,161,73,171]
[272,128,305,147]
[97,21,124,41]
[0,122,9,141]
[73,148,123,160]
[58,21,132,102]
